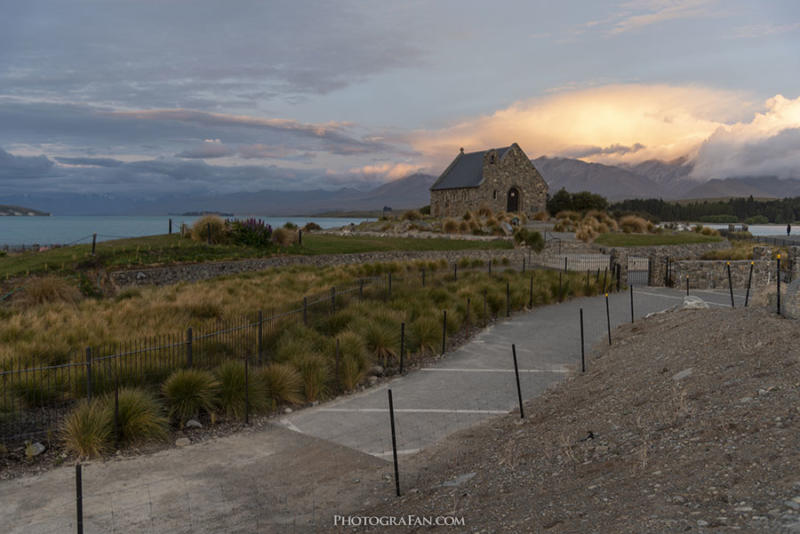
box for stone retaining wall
[670,260,770,289]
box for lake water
[0,215,373,247]
[704,224,793,237]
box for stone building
[429,143,548,218]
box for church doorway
[507,187,520,212]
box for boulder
[175,437,191,447]
[681,296,709,310]
[185,419,202,429]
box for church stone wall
[430,143,548,218]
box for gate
[628,256,650,286]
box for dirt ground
[327,306,800,533]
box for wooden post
[169,218,172,235]
[91,233,97,256]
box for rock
[136,271,146,280]
[442,472,476,487]
[739,396,753,403]
[500,222,513,236]
[697,519,709,527]
[283,407,293,414]
[672,368,693,381]
[734,506,753,512]
[369,365,384,376]
[682,296,709,310]
[185,419,202,429]
[785,500,800,511]
[27,442,46,457]
[368,376,379,386]
[175,438,191,447]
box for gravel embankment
[331,306,800,533]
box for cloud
[54,156,124,167]
[691,95,800,179]
[348,162,422,180]
[409,84,754,169]
[176,140,235,159]
[609,0,718,35]
[561,142,646,158]
[0,147,54,179]
[731,22,800,39]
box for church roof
[430,146,512,191]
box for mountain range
[3,158,799,215]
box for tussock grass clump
[302,222,322,231]
[214,361,269,419]
[442,218,459,233]
[335,330,368,390]
[61,400,112,458]
[162,369,219,424]
[361,322,398,367]
[272,227,296,247]
[191,215,227,244]
[458,221,469,233]
[402,210,422,221]
[15,277,82,307]
[259,363,304,405]
[619,215,649,234]
[408,315,440,354]
[477,205,493,217]
[291,353,329,402]
[104,388,168,444]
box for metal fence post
[169,218,172,235]
[76,464,84,534]
[454,263,457,281]
[579,309,585,373]
[512,344,524,418]
[388,389,401,497]
[630,285,634,323]
[726,262,734,308]
[441,310,447,355]
[605,293,612,345]
[186,327,193,368]
[745,261,753,307]
[777,254,782,315]
[257,310,263,365]
[85,347,93,401]
[529,273,534,308]
[91,233,97,256]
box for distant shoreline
[0,205,50,216]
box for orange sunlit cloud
[409,84,761,172]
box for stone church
[429,143,548,218]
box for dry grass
[14,276,82,307]
[191,215,227,244]
[619,215,649,234]
[272,227,296,247]
[442,218,459,233]
[532,211,549,221]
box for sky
[1,0,800,196]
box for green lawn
[593,232,723,247]
[0,233,512,279]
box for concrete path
[280,286,747,458]
[0,286,746,533]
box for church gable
[429,143,548,218]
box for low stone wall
[670,260,769,289]
[597,240,730,287]
[110,248,521,288]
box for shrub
[402,210,422,221]
[161,369,219,424]
[61,400,112,458]
[259,363,304,405]
[513,228,544,251]
[229,218,273,248]
[442,218,459,233]
[745,215,769,224]
[283,222,298,230]
[272,227,295,247]
[458,221,469,233]
[16,277,82,307]
[362,322,398,367]
[104,388,168,444]
[291,353,329,402]
[462,211,472,221]
[477,205,493,217]
[699,214,738,223]
[700,226,720,236]
[302,222,322,231]
[409,315,440,354]
[191,215,227,244]
[419,205,431,215]
[619,215,649,234]
[214,361,269,419]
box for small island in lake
[0,205,50,216]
